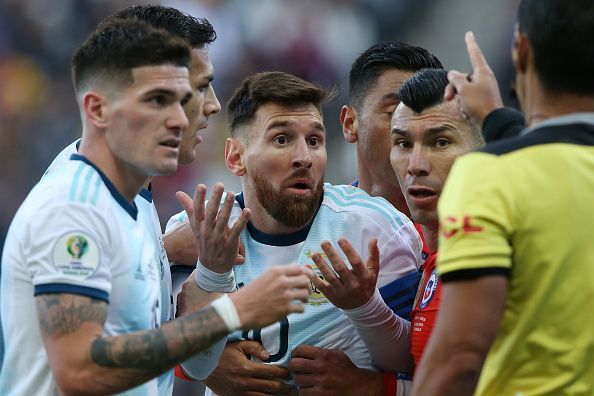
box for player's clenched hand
[176,183,250,273]
[203,341,296,396]
[288,345,384,396]
[444,31,503,128]
[309,238,379,310]
[176,270,222,317]
[230,265,313,330]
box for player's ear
[82,91,108,129]
[225,137,246,176]
[512,25,529,75]
[341,105,359,144]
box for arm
[163,221,198,266]
[203,341,295,396]
[309,239,414,373]
[411,275,508,396]
[38,264,313,395]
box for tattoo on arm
[36,294,107,338]
[91,306,227,373]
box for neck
[522,77,594,126]
[241,188,315,235]
[421,223,438,253]
[79,136,146,202]
[357,162,411,218]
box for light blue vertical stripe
[324,189,402,231]
[78,167,94,203]
[91,175,102,206]
[69,163,85,201]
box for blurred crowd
[0,0,519,252]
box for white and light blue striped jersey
[0,154,162,396]
[42,140,175,395]
[167,183,422,381]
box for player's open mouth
[407,186,438,206]
[159,138,181,148]
[286,179,313,194]
[407,187,437,198]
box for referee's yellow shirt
[437,113,594,396]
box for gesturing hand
[444,31,503,128]
[309,238,379,310]
[204,340,296,396]
[176,183,250,273]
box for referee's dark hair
[399,68,485,146]
[102,5,216,49]
[349,42,443,111]
[227,71,330,140]
[518,0,594,95]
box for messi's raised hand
[176,183,250,273]
[309,238,379,310]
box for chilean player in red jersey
[390,67,485,366]
[308,67,485,395]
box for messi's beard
[250,168,324,228]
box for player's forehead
[130,64,191,93]
[256,102,324,133]
[189,48,213,80]
[392,101,466,136]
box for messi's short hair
[227,71,330,139]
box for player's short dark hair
[518,0,594,95]
[399,68,449,114]
[103,5,216,49]
[349,42,443,110]
[71,19,190,96]
[227,71,329,138]
[400,68,484,146]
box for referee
[412,0,594,395]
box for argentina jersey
[166,183,422,381]
[42,140,175,395]
[0,154,161,396]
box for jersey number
[238,282,289,362]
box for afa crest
[66,235,89,260]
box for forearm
[84,307,227,394]
[341,289,413,373]
[179,337,228,381]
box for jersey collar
[235,192,314,246]
[70,154,138,220]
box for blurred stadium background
[0,0,520,253]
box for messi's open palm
[309,238,379,310]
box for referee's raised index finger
[465,31,488,71]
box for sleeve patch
[51,232,100,280]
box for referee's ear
[225,137,246,176]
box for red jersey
[410,252,440,366]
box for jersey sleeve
[26,202,113,302]
[165,210,188,233]
[377,221,423,320]
[437,153,515,281]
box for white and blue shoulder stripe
[322,183,409,230]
